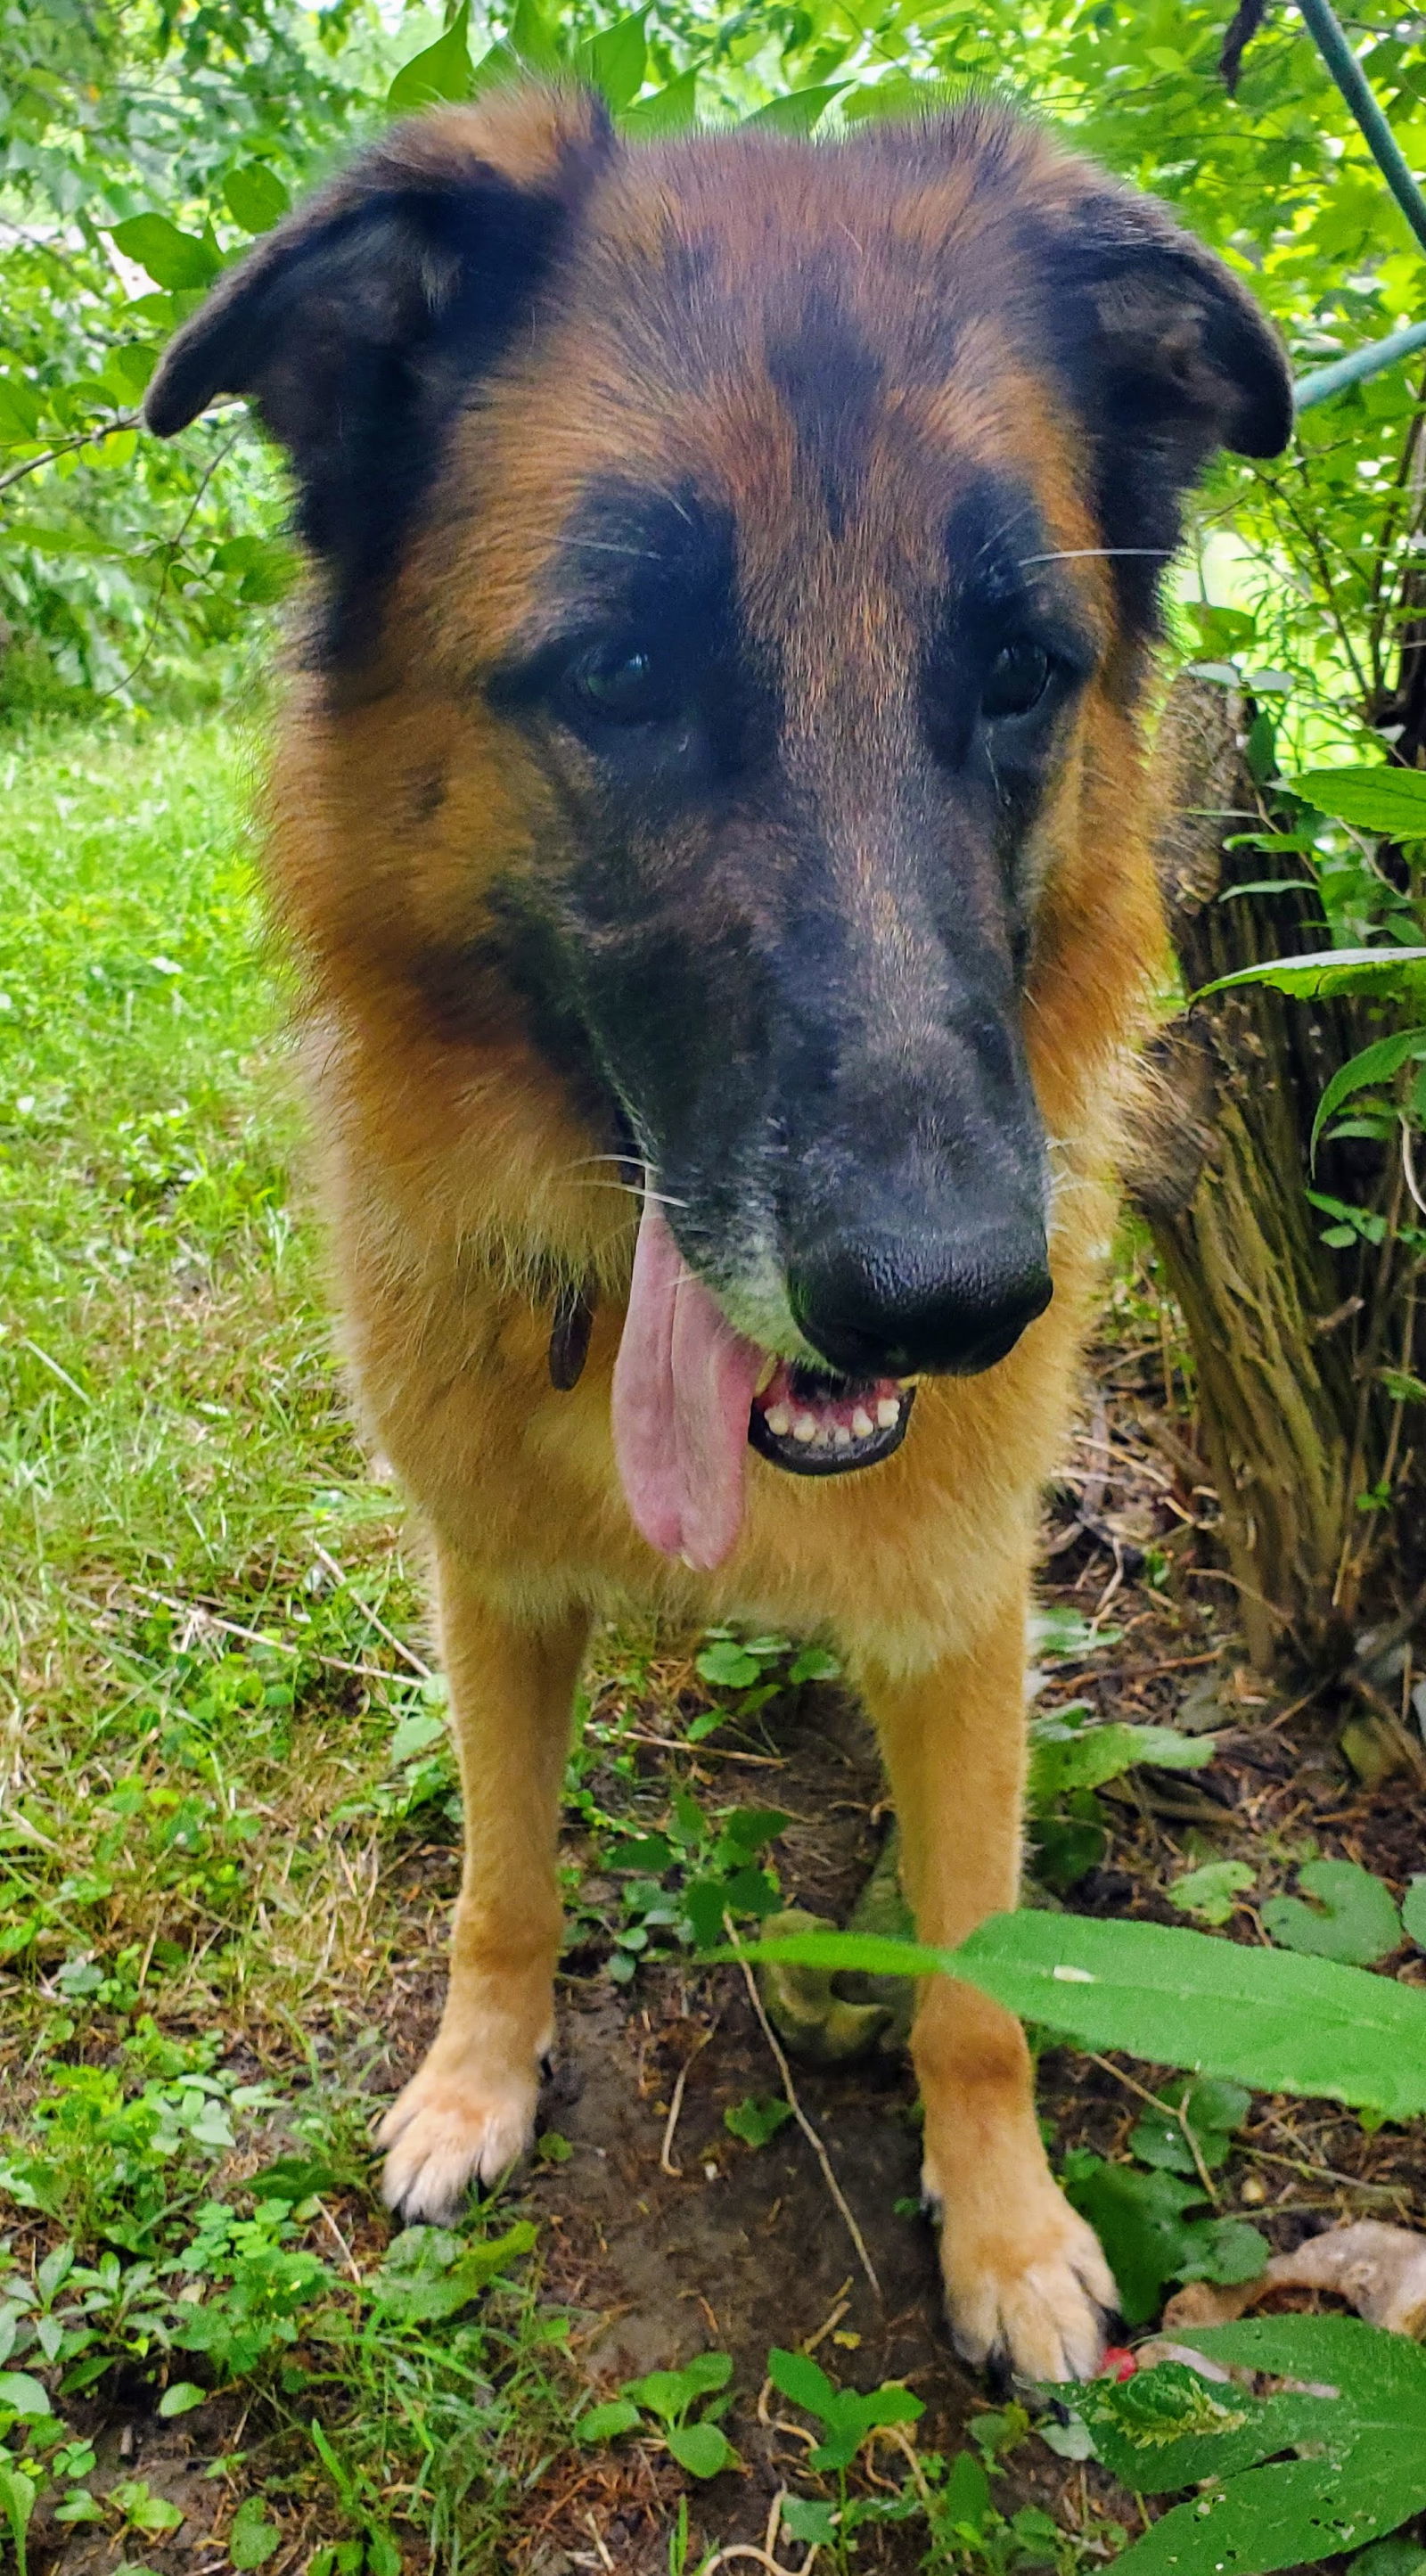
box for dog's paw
[926,2167,1117,2383]
[378,2056,540,2222]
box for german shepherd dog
[146,86,1290,2382]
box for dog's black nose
[789,1227,1053,1378]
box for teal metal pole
[1295,316,1426,409]
[1295,0,1426,260]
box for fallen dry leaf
[1161,2220,1426,2338]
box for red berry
[1099,2347,1137,2381]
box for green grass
[0,712,571,2571]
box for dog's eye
[981,640,1052,720]
[566,643,668,726]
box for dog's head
[149,88,1289,1563]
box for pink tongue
[611,1200,764,1571]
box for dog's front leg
[859,1595,1116,2383]
[378,1547,589,2221]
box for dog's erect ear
[145,86,614,616]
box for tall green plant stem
[1295,318,1426,410]
[1295,0,1426,258]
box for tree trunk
[1132,677,1419,1674]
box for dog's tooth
[792,1413,817,1442]
[833,1425,853,1448]
[766,1404,791,1437]
[850,1407,874,1440]
[876,1396,900,1430]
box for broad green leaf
[576,10,646,110]
[1109,2448,1426,2576]
[1077,2363,1331,2494]
[110,216,219,292]
[157,2381,206,2416]
[696,1640,762,1687]
[578,2397,642,2441]
[1186,2315,1426,2416]
[1312,1028,1426,1157]
[227,2497,278,2567]
[388,4,474,110]
[744,85,846,134]
[622,69,698,135]
[1198,948,1426,1003]
[507,0,560,70]
[664,2420,738,2478]
[624,2367,697,2424]
[674,2350,734,2398]
[1262,1860,1402,1965]
[368,2220,535,2320]
[1294,767,1426,837]
[222,165,291,234]
[725,1912,1426,2116]
[782,2496,838,2544]
[767,2345,835,2420]
[1062,2157,1205,2322]
[388,1708,446,1766]
[1403,1875,1426,1948]
[1029,1719,1212,1803]
[0,2371,53,2418]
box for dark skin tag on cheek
[549,1283,595,1391]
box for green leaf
[1197,948,1426,1003]
[1062,2157,1206,2323]
[1170,1859,1256,1926]
[110,216,219,292]
[767,2346,835,2422]
[1186,2313,1426,2411]
[723,1912,1426,2117]
[368,2221,536,2321]
[1262,1860,1403,1965]
[388,4,474,110]
[696,1640,762,1687]
[724,2094,793,2146]
[0,2372,53,2418]
[788,1644,840,1684]
[222,166,291,234]
[1029,1719,1212,1804]
[1078,2363,1332,2495]
[388,1708,446,1766]
[157,2382,206,2417]
[1294,767,1426,837]
[1403,1875,1426,1949]
[578,2397,643,2442]
[781,2496,838,2543]
[576,10,646,110]
[507,0,560,70]
[939,2449,991,2532]
[621,69,698,135]
[743,84,845,134]
[665,2420,738,2478]
[227,2497,279,2568]
[1351,2542,1426,2576]
[1108,2449,1426,2576]
[1312,1029,1426,1158]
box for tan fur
[250,100,1178,2376]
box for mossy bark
[1133,677,1416,1673]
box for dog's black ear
[145,86,614,618]
[1061,193,1292,465]
[1038,180,1291,628]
